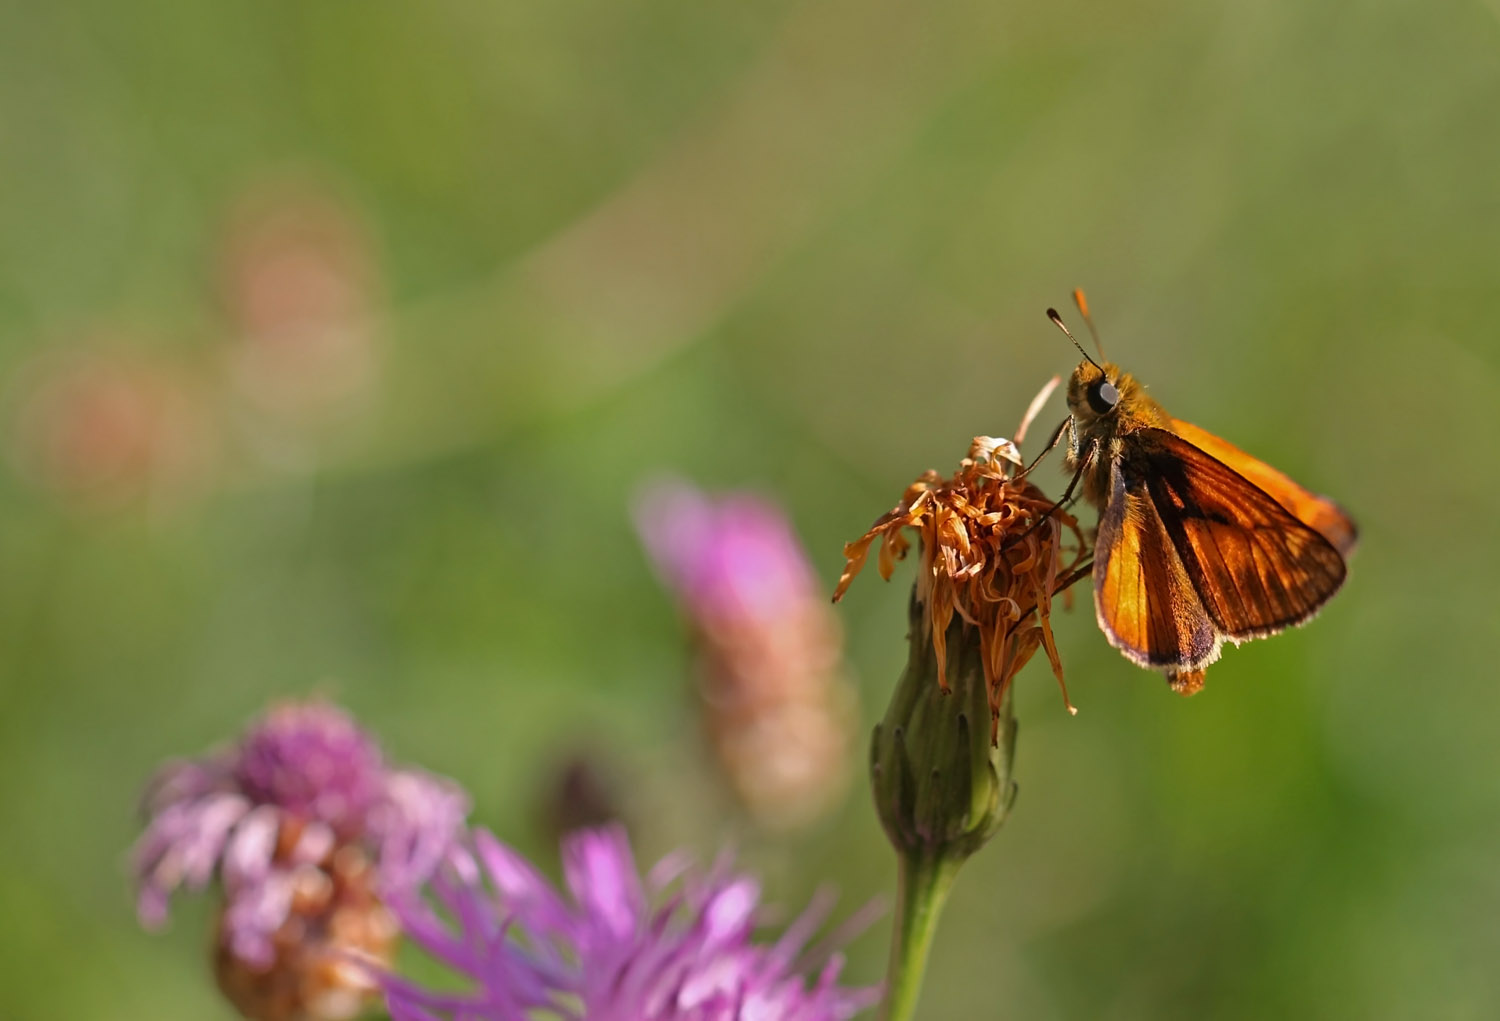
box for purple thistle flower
[634,479,856,829]
[132,700,470,970]
[383,824,880,1021]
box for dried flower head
[833,381,1090,723]
[132,700,470,1021]
[381,824,880,1021]
[636,480,856,829]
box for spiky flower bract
[382,824,880,1021]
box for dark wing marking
[1127,428,1348,641]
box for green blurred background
[2,1,1498,1018]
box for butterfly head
[1066,359,1128,427]
[1071,359,1119,411]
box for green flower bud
[871,593,1016,866]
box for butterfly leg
[1012,416,1072,482]
[1052,440,1094,509]
[1003,439,1095,550]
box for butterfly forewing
[1168,418,1357,556]
[1129,428,1348,640]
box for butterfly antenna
[1072,288,1104,358]
[1047,307,1104,372]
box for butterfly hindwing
[1128,428,1348,641]
[1093,454,1219,670]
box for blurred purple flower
[132,700,469,969]
[384,824,879,1021]
[634,479,856,829]
[635,480,823,626]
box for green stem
[880,850,961,1021]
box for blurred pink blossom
[636,478,857,829]
[9,347,216,510]
[219,179,382,427]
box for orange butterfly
[1042,292,1356,695]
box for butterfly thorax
[1064,360,1170,509]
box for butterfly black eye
[1088,378,1120,414]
